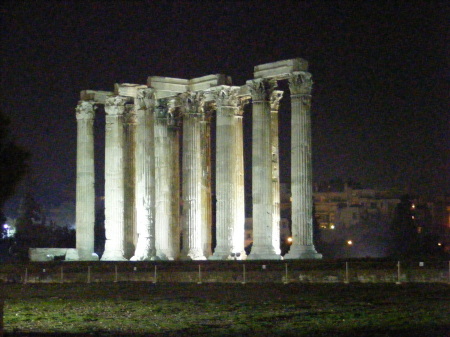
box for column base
[209,246,231,260]
[247,245,281,260]
[101,250,128,261]
[180,249,207,261]
[131,237,158,261]
[209,248,247,260]
[130,255,160,261]
[284,244,322,260]
[68,249,99,261]
[154,250,177,261]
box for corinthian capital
[270,91,284,112]
[155,98,170,119]
[105,96,132,116]
[246,78,276,101]
[123,104,137,124]
[75,101,96,120]
[135,88,155,111]
[180,91,205,115]
[213,86,240,108]
[288,71,313,96]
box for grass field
[1,282,449,336]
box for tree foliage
[0,111,30,222]
[10,193,75,260]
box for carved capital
[270,90,284,112]
[180,91,205,115]
[155,98,170,119]
[105,96,132,116]
[123,104,137,124]
[213,86,240,108]
[247,78,276,101]
[288,71,313,96]
[301,94,312,107]
[136,88,155,111]
[75,101,96,120]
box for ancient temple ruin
[74,58,322,261]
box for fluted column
[102,96,130,261]
[285,71,322,259]
[74,101,98,260]
[270,91,283,255]
[168,108,181,259]
[131,88,158,260]
[210,86,245,260]
[247,79,281,260]
[154,98,180,260]
[235,100,246,259]
[123,105,137,259]
[200,111,212,257]
[180,91,207,260]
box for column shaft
[75,101,98,260]
[123,106,137,259]
[285,72,321,259]
[102,96,129,260]
[235,112,246,257]
[181,92,206,260]
[132,88,158,260]
[154,99,180,260]
[270,91,283,255]
[169,124,181,258]
[200,116,212,257]
[211,87,245,260]
[247,79,280,260]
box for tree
[390,194,419,258]
[0,111,30,223]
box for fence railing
[0,260,449,284]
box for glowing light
[411,204,416,209]
[347,240,353,246]
[287,237,293,243]
[330,225,335,229]
[3,224,9,229]
[438,242,442,246]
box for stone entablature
[73,58,321,261]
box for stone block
[147,76,189,95]
[29,248,69,261]
[254,58,308,79]
[115,83,147,97]
[189,74,232,91]
[80,90,113,104]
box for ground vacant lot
[1,282,449,336]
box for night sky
[1,1,448,215]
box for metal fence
[0,260,449,284]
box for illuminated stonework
[73,58,321,261]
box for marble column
[168,105,181,259]
[75,101,98,260]
[154,98,180,260]
[270,91,283,255]
[180,91,207,260]
[210,86,245,260]
[123,104,137,259]
[235,99,246,259]
[200,111,212,257]
[285,71,322,259]
[247,79,281,260]
[102,96,130,261]
[131,88,158,260]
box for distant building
[313,185,400,243]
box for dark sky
[1,1,449,214]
